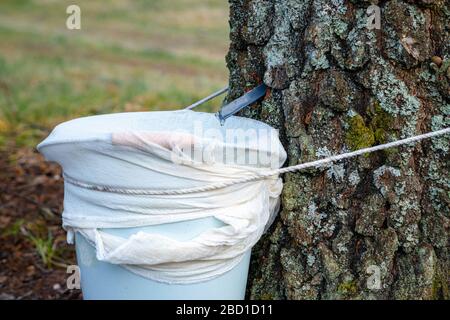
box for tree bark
[226,0,449,299]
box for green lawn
[0,0,229,147]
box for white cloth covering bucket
[38,110,286,299]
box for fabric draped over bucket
[37,111,287,284]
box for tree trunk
[226,0,449,300]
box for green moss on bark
[346,114,375,151]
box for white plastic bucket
[76,218,252,300]
[38,110,286,300]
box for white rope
[63,127,450,195]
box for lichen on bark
[227,0,449,300]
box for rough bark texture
[226,0,449,299]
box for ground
[0,144,80,299]
[0,0,229,299]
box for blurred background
[0,0,229,299]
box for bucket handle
[184,84,267,123]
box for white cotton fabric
[37,110,286,284]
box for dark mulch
[0,144,82,299]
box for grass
[0,0,230,147]
[1,217,68,269]
[25,230,59,269]
[2,218,25,238]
